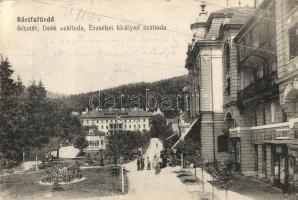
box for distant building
[85,125,106,151]
[80,108,152,134]
[166,117,180,135]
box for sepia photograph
[0,0,298,199]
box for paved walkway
[123,138,194,200]
[101,138,280,200]
[81,138,194,200]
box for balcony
[237,75,278,106]
[230,119,298,144]
[252,125,291,144]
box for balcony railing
[252,128,291,143]
[237,74,278,106]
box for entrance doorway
[273,144,288,190]
[230,138,240,171]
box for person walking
[137,156,141,170]
[152,155,160,174]
[147,156,151,170]
[141,156,145,170]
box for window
[95,141,99,146]
[254,145,258,172]
[101,125,104,129]
[218,135,229,152]
[129,125,131,128]
[143,124,146,129]
[101,140,104,145]
[282,109,288,122]
[262,105,266,125]
[90,140,95,146]
[225,42,230,71]
[253,110,257,126]
[271,103,275,123]
[289,25,298,60]
[226,78,231,96]
[106,125,109,129]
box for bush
[204,160,232,188]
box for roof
[233,0,273,42]
[88,131,106,137]
[228,9,256,25]
[80,108,152,118]
[86,125,106,136]
[205,7,255,39]
[205,18,225,39]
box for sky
[0,0,254,95]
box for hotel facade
[80,108,152,134]
[184,0,298,190]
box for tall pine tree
[0,57,25,163]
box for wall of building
[200,112,229,163]
[85,135,105,151]
[239,130,255,176]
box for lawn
[0,167,128,200]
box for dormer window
[89,129,94,135]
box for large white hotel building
[80,108,152,134]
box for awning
[171,117,199,149]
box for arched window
[218,135,229,152]
[225,42,230,71]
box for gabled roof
[80,108,152,118]
[205,7,256,39]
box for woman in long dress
[147,156,151,170]
[152,155,160,174]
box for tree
[73,135,88,153]
[149,114,167,138]
[106,130,151,163]
[0,55,84,166]
[176,139,201,166]
[0,57,26,162]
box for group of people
[136,156,148,170]
[136,155,161,174]
[42,162,81,183]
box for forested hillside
[58,75,188,118]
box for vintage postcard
[0,0,297,199]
